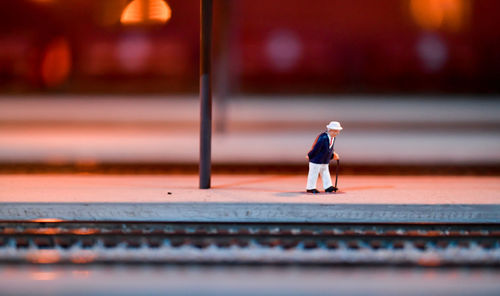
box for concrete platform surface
[1,175,499,222]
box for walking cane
[331,136,339,192]
[333,159,339,192]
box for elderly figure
[306,121,342,193]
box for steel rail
[1,222,499,266]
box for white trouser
[306,162,333,190]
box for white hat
[326,121,343,130]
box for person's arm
[330,136,337,160]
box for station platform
[1,174,499,223]
[1,95,499,223]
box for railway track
[1,221,499,266]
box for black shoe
[306,189,320,194]
[325,186,338,193]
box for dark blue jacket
[308,132,334,164]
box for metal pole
[200,0,213,189]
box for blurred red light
[40,38,72,88]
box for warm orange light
[27,250,61,264]
[121,0,172,25]
[73,228,99,235]
[410,0,470,32]
[26,228,61,235]
[71,252,97,264]
[40,38,72,88]
[2,228,16,234]
[30,270,60,281]
[31,218,64,223]
[418,256,442,267]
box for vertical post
[200,0,213,189]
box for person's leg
[306,162,320,190]
[319,164,333,190]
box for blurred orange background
[0,0,499,94]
